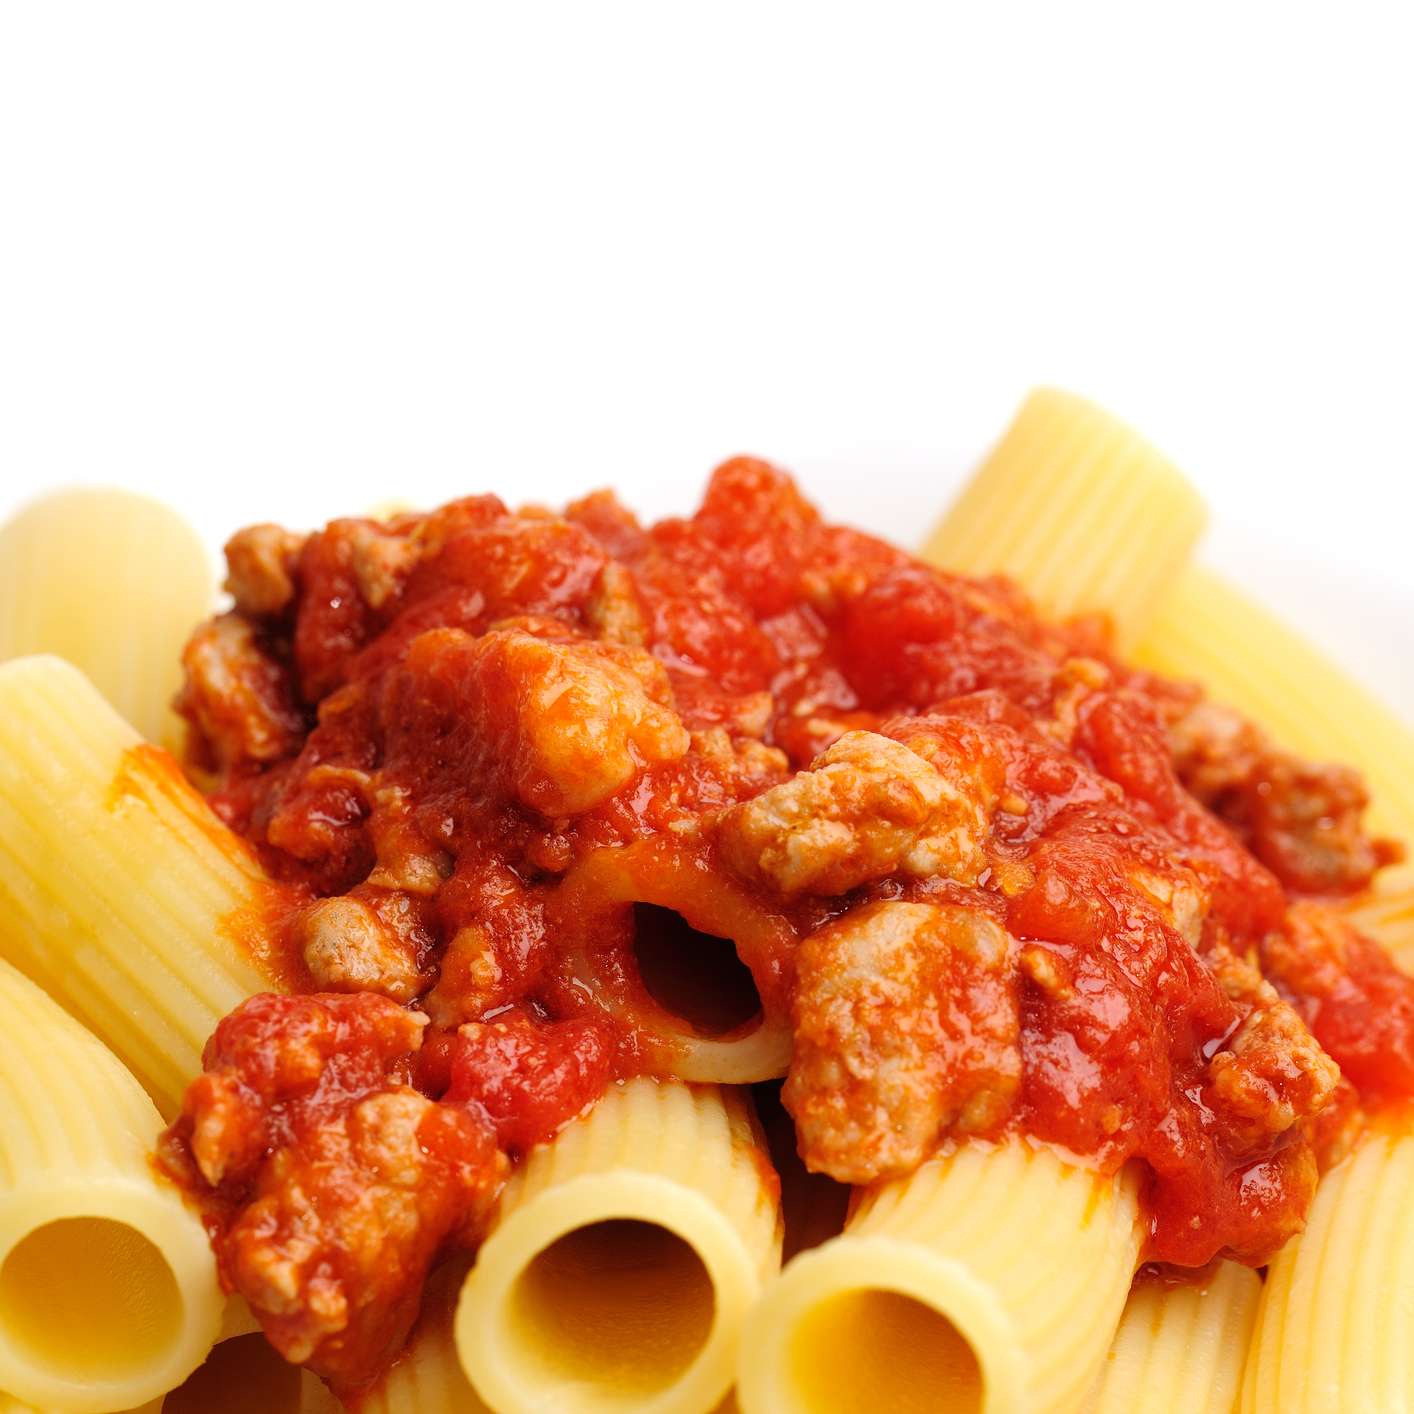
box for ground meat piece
[157,993,506,1388]
[718,729,997,896]
[343,521,422,611]
[1169,701,1267,802]
[1170,700,1393,895]
[1242,756,1387,895]
[1262,901,1414,1098]
[293,896,429,1003]
[176,613,306,770]
[363,784,454,895]
[784,900,1020,1183]
[422,924,507,1028]
[1204,983,1340,1159]
[401,625,690,817]
[224,523,309,618]
[584,560,649,647]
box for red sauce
[163,457,1414,1384]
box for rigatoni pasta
[0,654,289,1111]
[736,1141,1144,1414]
[2,386,1413,1411]
[920,386,1208,649]
[0,490,212,753]
[1240,1117,1414,1413]
[456,1079,781,1414]
[1133,563,1414,892]
[0,956,223,1412]
[1078,1261,1261,1414]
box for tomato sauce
[163,457,1414,1386]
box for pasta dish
[1,389,1412,1414]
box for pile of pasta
[1,390,1412,1414]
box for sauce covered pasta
[1,388,1412,1414]
[158,452,1408,1395]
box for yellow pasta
[552,842,796,1084]
[1078,1261,1261,1414]
[1133,564,1414,894]
[1241,1115,1414,1413]
[456,1078,782,1414]
[736,1140,1145,1414]
[0,490,212,753]
[920,388,1207,649]
[0,956,223,1413]
[0,1398,161,1414]
[0,654,285,1112]
[1344,884,1414,973]
[359,1258,490,1414]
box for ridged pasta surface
[738,1139,1143,1414]
[1078,1261,1260,1414]
[920,388,1206,649]
[0,959,161,1193]
[0,489,212,751]
[0,655,280,1109]
[496,1080,781,1283]
[0,957,223,1412]
[1242,1123,1414,1414]
[458,1079,781,1414]
[1134,565,1414,899]
[848,1141,1144,1414]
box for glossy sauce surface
[164,460,1414,1384]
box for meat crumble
[159,457,1414,1387]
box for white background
[2,4,1410,723]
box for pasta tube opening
[0,1189,222,1413]
[0,1218,181,1380]
[0,956,224,1413]
[737,1143,1144,1414]
[550,842,796,1084]
[790,1287,982,1414]
[632,904,765,1039]
[456,1079,781,1414]
[510,1219,716,1394]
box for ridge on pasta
[1,388,1412,1414]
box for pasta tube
[1077,1261,1261,1414]
[361,1259,491,1414]
[920,388,1207,649]
[155,1300,343,1414]
[1344,884,1414,973]
[0,654,287,1112]
[1133,565,1414,892]
[551,840,796,1084]
[0,1398,161,1414]
[0,489,212,752]
[1241,1115,1414,1413]
[455,1078,782,1414]
[0,956,223,1413]
[736,1140,1144,1414]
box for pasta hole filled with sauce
[508,1218,716,1395]
[161,1331,302,1414]
[789,1288,982,1414]
[0,1216,182,1379]
[632,903,763,1037]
